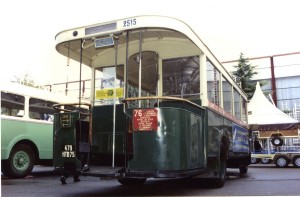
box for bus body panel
[128,107,205,171]
[1,82,85,178]
[206,110,251,168]
[53,112,82,169]
[91,104,126,155]
[1,116,53,160]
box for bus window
[242,97,247,122]
[234,88,241,119]
[29,98,57,121]
[94,65,124,106]
[222,76,232,114]
[163,56,200,99]
[1,92,25,117]
[126,32,158,108]
[207,60,220,106]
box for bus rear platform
[80,165,207,179]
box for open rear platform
[80,165,206,179]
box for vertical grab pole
[124,32,129,168]
[138,29,142,107]
[112,36,119,168]
[79,39,85,109]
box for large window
[1,92,25,117]
[207,60,220,106]
[127,51,158,107]
[234,89,241,119]
[29,98,56,121]
[241,97,247,122]
[222,77,232,114]
[94,65,124,105]
[163,56,200,100]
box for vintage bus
[53,15,251,188]
[1,82,84,178]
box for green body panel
[206,109,250,171]
[1,117,53,160]
[91,104,126,154]
[53,112,81,168]
[52,101,250,177]
[128,107,206,171]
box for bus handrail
[122,96,205,110]
[53,102,91,116]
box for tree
[13,72,35,87]
[232,53,258,99]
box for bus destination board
[132,109,158,131]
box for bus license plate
[61,145,76,158]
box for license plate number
[62,145,76,158]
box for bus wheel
[117,178,147,186]
[239,165,248,174]
[275,156,289,168]
[292,156,300,167]
[4,144,35,178]
[213,140,227,188]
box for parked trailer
[251,131,300,167]
[252,152,300,167]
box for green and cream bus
[53,15,251,188]
[1,82,84,178]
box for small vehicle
[1,82,83,178]
[251,131,300,167]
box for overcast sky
[1,0,300,85]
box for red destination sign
[132,109,158,131]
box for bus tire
[271,137,284,146]
[117,178,147,186]
[3,144,35,178]
[292,156,300,167]
[239,165,248,174]
[213,139,228,188]
[275,156,289,168]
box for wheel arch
[13,140,39,161]
[219,132,230,159]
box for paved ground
[2,164,300,196]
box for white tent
[248,82,298,130]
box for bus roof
[56,15,214,66]
[55,15,247,99]
[1,82,81,103]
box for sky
[1,0,300,85]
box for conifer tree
[232,53,258,99]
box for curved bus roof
[55,15,247,100]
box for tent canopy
[248,82,299,131]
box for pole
[138,30,142,107]
[112,36,119,168]
[79,39,84,107]
[270,56,277,106]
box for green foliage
[13,72,35,87]
[232,53,258,99]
